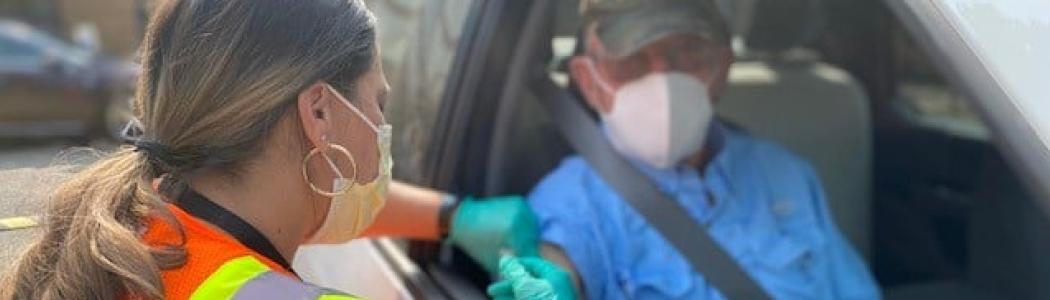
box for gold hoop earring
[302,143,357,197]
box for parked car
[0,19,137,141]
[297,0,1050,299]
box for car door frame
[423,0,534,195]
[399,0,537,298]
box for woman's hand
[487,255,577,300]
[448,196,540,274]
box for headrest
[743,0,825,53]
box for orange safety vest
[142,204,359,300]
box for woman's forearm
[360,180,445,240]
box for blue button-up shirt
[528,124,880,299]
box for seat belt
[530,77,772,300]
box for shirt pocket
[759,234,814,271]
[620,246,699,299]
[751,233,821,299]
[770,196,827,249]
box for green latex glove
[448,196,540,274]
[487,255,577,300]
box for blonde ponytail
[1,148,183,300]
[2,0,377,297]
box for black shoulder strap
[176,189,295,273]
[532,77,772,300]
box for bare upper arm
[541,243,586,298]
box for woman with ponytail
[0,0,546,298]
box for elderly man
[489,0,880,299]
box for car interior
[379,0,1050,299]
[479,0,877,267]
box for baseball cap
[580,0,730,58]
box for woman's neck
[188,163,313,266]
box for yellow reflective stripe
[0,216,40,232]
[318,294,361,300]
[190,256,270,300]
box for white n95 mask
[586,60,714,169]
[306,85,393,244]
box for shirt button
[773,199,795,217]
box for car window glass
[892,24,989,141]
[874,5,1049,299]
[548,0,582,87]
[937,1,1050,146]
[363,0,475,183]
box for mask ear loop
[324,84,387,183]
[325,84,381,133]
[302,143,357,197]
[322,152,345,179]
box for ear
[569,56,614,114]
[711,46,735,100]
[297,83,333,150]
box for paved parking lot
[0,141,109,272]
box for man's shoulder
[542,155,592,179]
[722,130,828,218]
[529,155,594,197]
[528,155,623,209]
[721,128,816,176]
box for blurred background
[0,0,465,170]
[0,1,149,265]
[0,0,146,164]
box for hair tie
[133,140,178,172]
[123,119,183,173]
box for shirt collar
[624,121,736,190]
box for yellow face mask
[305,85,393,245]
